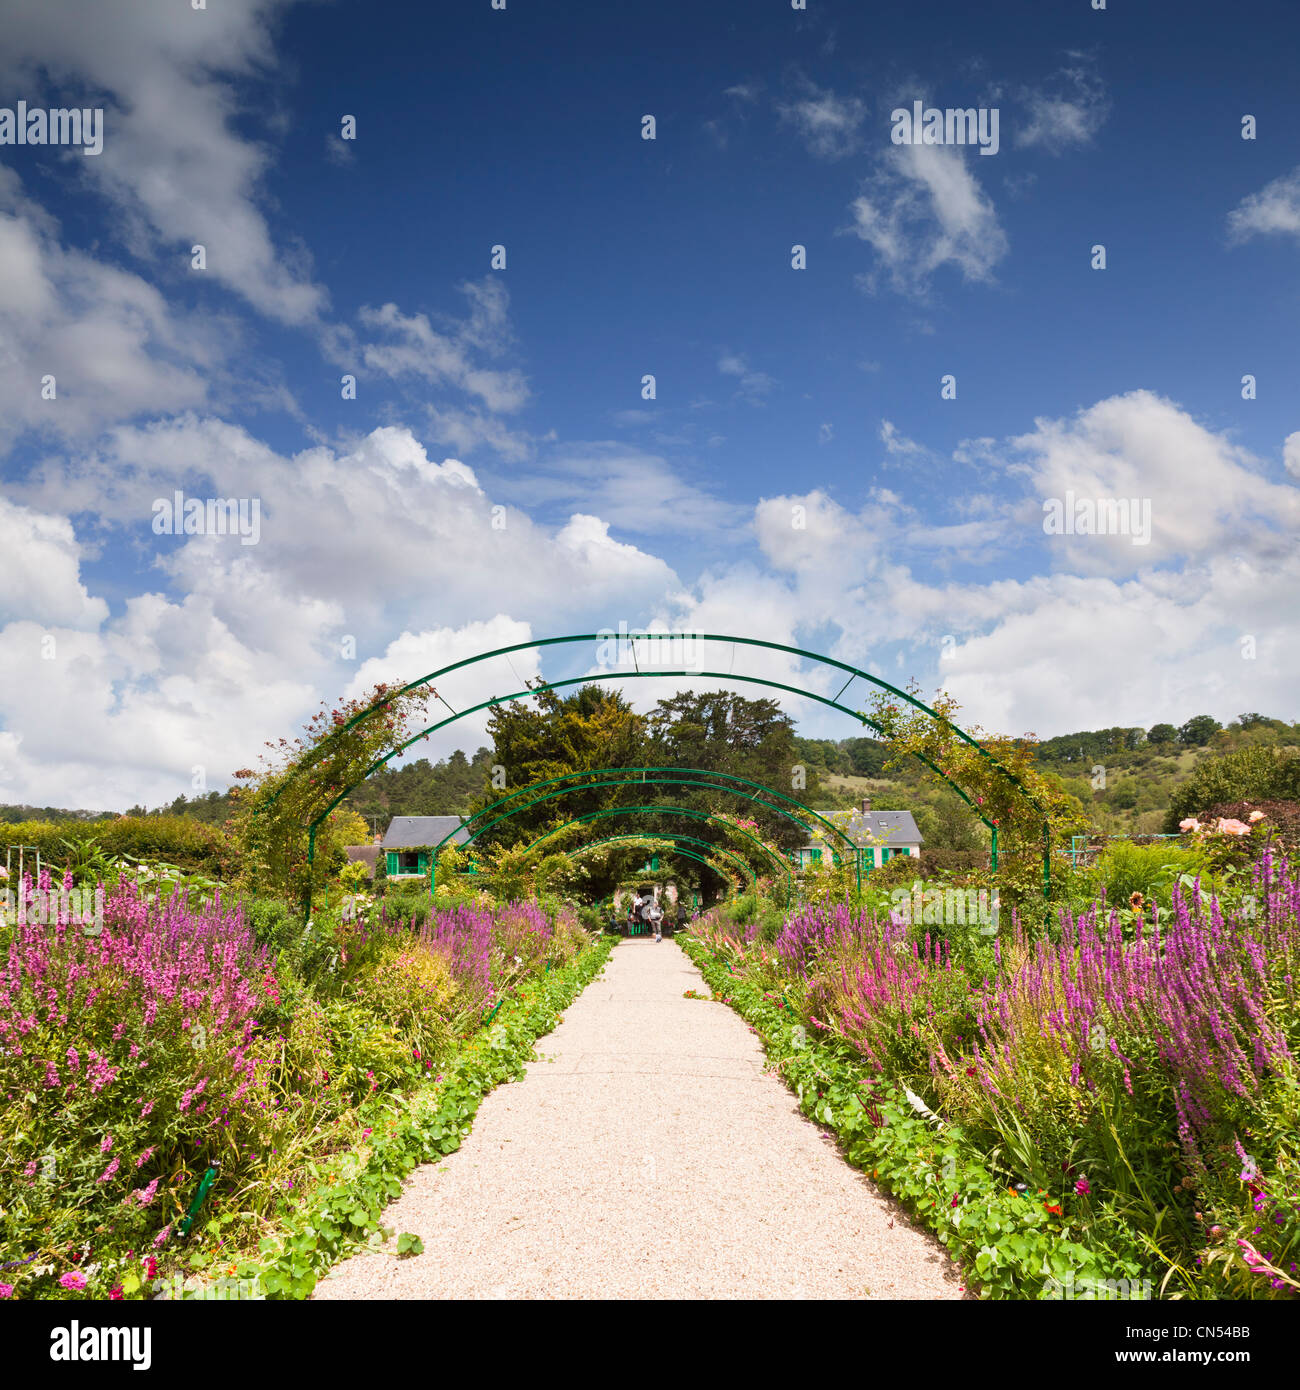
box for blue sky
[1,0,1299,808]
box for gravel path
[314,937,961,1300]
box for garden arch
[557,833,756,892]
[439,768,859,882]
[267,632,1050,916]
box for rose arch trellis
[265,632,1051,918]
[549,832,759,893]
[436,766,858,883]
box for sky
[1,0,1299,810]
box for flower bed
[684,850,1300,1299]
[0,872,592,1299]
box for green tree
[1147,723,1178,746]
[1165,745,1300,828]
[472,682,645,846]
[642,691,819,851]
[1178,714,1223,746]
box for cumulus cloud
[848,141,1008,295]
[1228,166,1300,245]
[0,0,328,326]
[0,169,218,444]
[1005,389,1300,574]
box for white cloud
[777,80,867,159]
[848,142,1008,295]
[359,280,529,414]
[0,169,217,444]
[718,350,776,403]
[501,444,747,537]
[0,0,328,326]
[0,494,108,629]
[1228,166,1300,245]
[1284,431,1300,477]
[1015,63,1110,154]
[1006,389,1300,574]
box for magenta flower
[59,1272,88,1291]
[1074,1177,1091,1196]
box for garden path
[314,937,961,1299]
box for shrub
[1086,839,1210,911]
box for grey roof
[382,815,470,849]
[806,810,924,848]
[344,845,380,876]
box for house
[381,815,471,879]
[343,843,381,880]
[797,799,924,871]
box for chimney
[860,797,871,814]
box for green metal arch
[304,667,997,842]
[276,632,1048,912]
[441,776,849,870]
[516,805,792,885]
[561,833,755,891]
[454,765,859,858]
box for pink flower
[1074,1177,1091,1196]
[152,1225,171,1248]
[100,1133,113,1153]
[1179,818,1201,832]
[1248,810,1265,823]
[109,1286,123,1300]
[132,1178,159,1207]
[0,1284,13,1298]
[59,1271,88,1291]
[1216,818,1249,836]
[96,1157,119,1184]
[1238,1239,1271,1274]
[136,1147,154,1168]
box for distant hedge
[0,816,231,877]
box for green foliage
[225,682,430,906]
[0,816,229,877]
[343,747,495,824]
[1179,715,1223,747]
[1087,840,1212,911]
[1165,745,1300,829]
[681,936,1148,1299]
[247,934,613,1298]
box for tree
[643,691,818,851]
[472,682,645,846]
[1147,723,1178,746]
[1165,745,1300,828]
[1178,715,1222,746]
